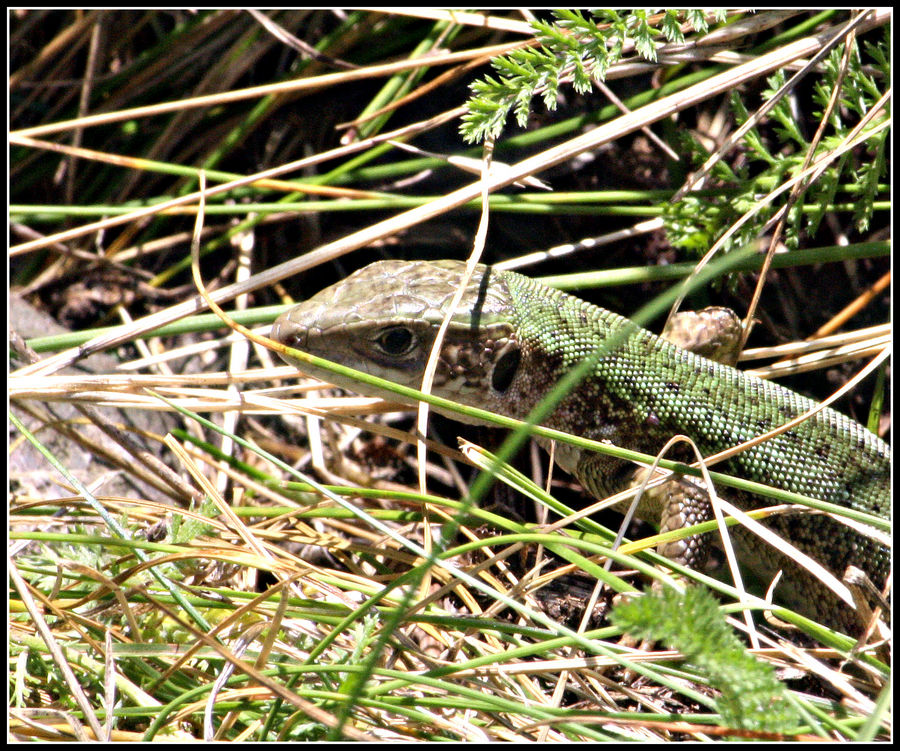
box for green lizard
[272,259,890,634]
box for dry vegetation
[10,9,890,741]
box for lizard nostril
[272,316,307,351]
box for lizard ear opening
[491,344,520,393]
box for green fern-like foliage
[611,587,802,736]
[462,13,888,261]
[461,9,724,144]
[664,28,890,256]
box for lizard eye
[373,326,417,356]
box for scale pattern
[273,259,890,633]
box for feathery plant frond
[461,9,725,144]
[664,28,890,256]
[612,587,802,736]
[463,11,887,260]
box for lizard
[271,259,890,635]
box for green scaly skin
[273,259,890,634]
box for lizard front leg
[575,308,743,582]
[651,306,742,567]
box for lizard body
[273,259,890,633]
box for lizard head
[271,260,520,417]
